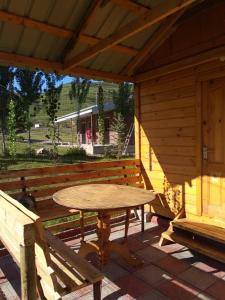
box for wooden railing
[0,159,143,234]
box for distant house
[56,102,134,155]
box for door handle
[203,146,208,160]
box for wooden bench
[0,190,103,300]
[0,159,143,233]
[160,214,225,264]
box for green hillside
[33,81,119,125]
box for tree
[7,99,16,159]
[0,66,14,155]
[97,85,105,145]
[69,77,90,144]
[15,68,43,146]
[111,113,126,159]
[111,82,134,158]
[113,82,134,122]
[43,73,62,158]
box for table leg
[78,211,143,267]
[124,209,131,239]
[96,212,111,264]
[78,212,111,264]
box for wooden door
[202,77,225,221]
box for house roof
[0,0,204,83]
[56,102,115,123]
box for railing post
[20,244,37,300]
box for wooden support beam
[123,9,187,75]
[0,51,131,83]
[134,44,225,82]
[70,66,131,83]
[20,244,37,300]
[105,0,150,16]
[62,0,102,59]
[0,51,62,71]
[0,10,73,38]
[64,0,197,71]
[79,34,138,56]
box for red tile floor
[1,216,225,299]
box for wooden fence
[0,159,143,234]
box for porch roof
[56,102,115,123]
[0,0,204,82]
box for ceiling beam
[62,0,102,59]
[79,34,138,56]
[70,67,131,82]
[0,51,131,83]
[123,9,187,75]
[0,10,73,38]
[64,0,198,71]
[0,51,62,71]
[134,44,225,82]
[102,0,150,16]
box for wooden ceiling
[0,0,201,82]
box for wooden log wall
[137,63,225,218]
[136,70,198,219]
[140,1,225,73]
[135,1,225,219]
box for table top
[53,184,155,212]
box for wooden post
[93,280,101,300]
[123,165,131,238]
[124,209,131,239]
[91,113,93,146]
[20,244,37,300]
[71,119,73,146]
[80,211,85,242]
[141,204,145,232]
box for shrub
[0,160,8,170]
[23,147,36,158]
[16,136,25,142]
[104,146,116,158]
[64,147,86,160]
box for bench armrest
[45,230,103,283]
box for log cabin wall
[135,1,225,219]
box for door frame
[196,81,203,217]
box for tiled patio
[1,217,225,299]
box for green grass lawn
[0,81,131,170]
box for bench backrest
[0,190,40,299]
[0,190,103,300]
[0,159,142,206]
[0,190,61,299]
[0,190,37,263]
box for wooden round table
[53,184,155,266]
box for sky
[61,76,75,85]
[12,73,101,91]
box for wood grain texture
[0,159,143,232]
[64,0,196,70]
[53,184,155,212]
